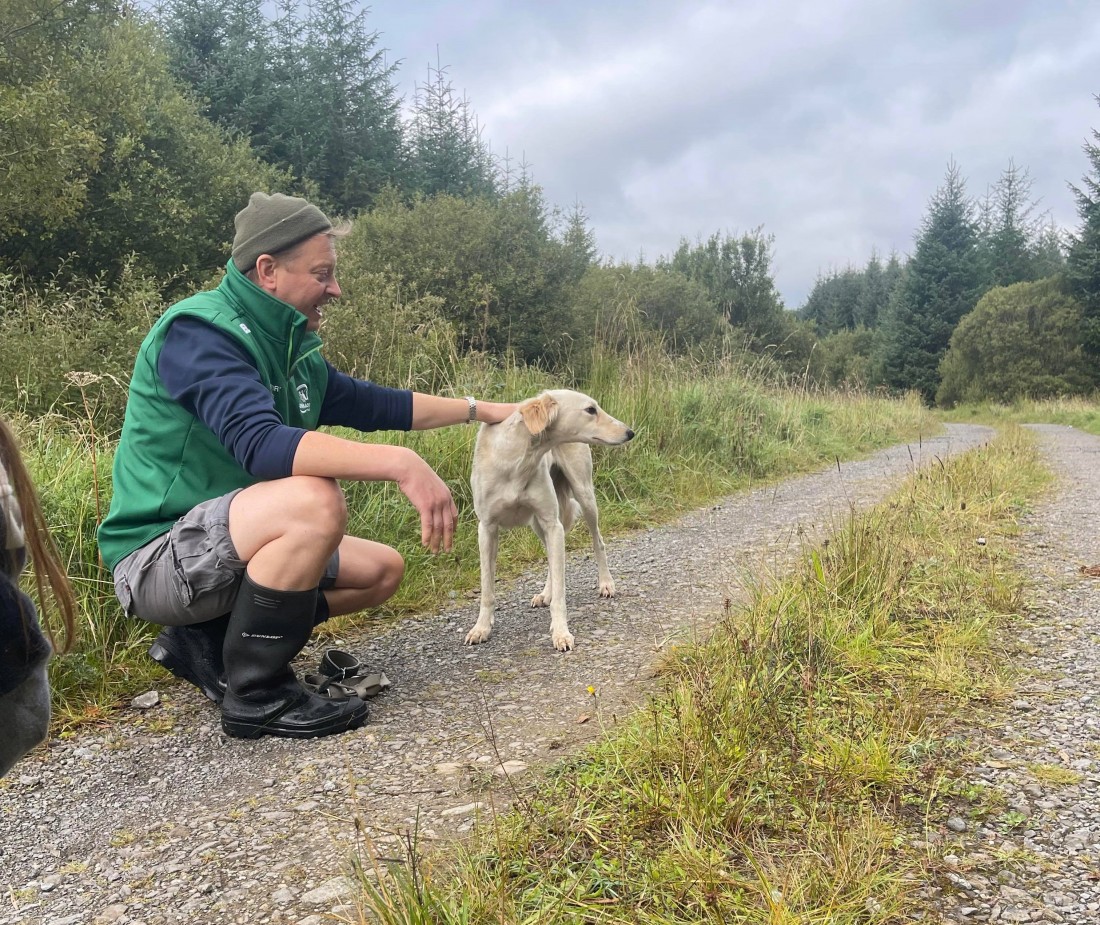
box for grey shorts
[112,489,339,627]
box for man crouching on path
[97,192,517,741]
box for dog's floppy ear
[519,393,559,436]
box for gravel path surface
[0,423,1019,925]
[918,424,1100,925]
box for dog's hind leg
[465,521,500,645]
[529,518,553,608]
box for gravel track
[0,423,1013,925]
[918,425,1100,924]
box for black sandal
[304,648,392,700]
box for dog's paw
[552,630,575,652]
[531,593,549,608]
[464,626,493,645]
[597,579,616,598]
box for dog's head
[518,390,635,446]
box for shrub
[936,277,1098,406]
[0,262,166,427]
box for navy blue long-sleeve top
[158,316,414,480]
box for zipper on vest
[289,341,322,376]
[285,326,296,376]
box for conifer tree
[1066,100,1100,357]
[155,0,271,140]
[876,161,983,402]
[560,201,599,283]
[977,161,1063,288]
[408,59,499,198]
[296,0,406,210]
[157,0,406,212]
[799,267,862,332]
[799,250,903,334]
[856,250,903,328]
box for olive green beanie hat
[231,192,332,272]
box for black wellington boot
[313,589,331,627]
[148,614,230,704]
[220,576,369,740]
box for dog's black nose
[625,429,635,441]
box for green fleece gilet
[97,262,327,572]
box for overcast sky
[365,0,1099,309]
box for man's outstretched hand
[398,453,458,554]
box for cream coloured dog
[464,389,635,652]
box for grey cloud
[370,0,1100,306]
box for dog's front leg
[576,489,615,597]
[465,521,500,645]
[539,518,573,651]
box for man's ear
[253,254,278,292]
[519,393,559,435]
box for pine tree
[1066,99,1100,357]
[408,58,499,198]
[156,0,406,212]
[977,161,1062,288]
[559,200,598,283]
[798,267,862,332]
[856,250,903,328]
[299,0,406,209]
[799,250,903,334]
[1033,222,1067,279]
[876,161,983,402]
[155,0,271,141]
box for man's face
[264,234,342,331]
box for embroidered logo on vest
[239,322,252,334]
[297,383,310,415]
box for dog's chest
[482,497,537,527]
[473,461,557,528]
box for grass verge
[943,395,1100,435]
[351,425,1047,924]
[13,347,932,727]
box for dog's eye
[585,406,598,415]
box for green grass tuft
[12,345,930,727]
[351,425,1047,924]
